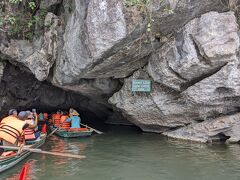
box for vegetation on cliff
[0,0,46,40]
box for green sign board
[131,79,151,92]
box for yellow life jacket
[0,116,26,144]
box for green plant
[0,0,47,40]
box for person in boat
[18,111,40,141]
[65,108,81,128]
[8,109,18,117]
[53,110,62,126]
[0,110,30,155]
[38,113,44,121]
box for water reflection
[2,126,240,180]
[6,159,37,180]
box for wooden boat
[0,133,46,173]
[49,125,93,138]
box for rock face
[147,11,239,91]
[109,69,195,132]
[110,11,240,136]
[53,0,229,84]
[1,0,240,141]
[0,13,60,81]
[163,113,240,143]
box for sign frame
[131,79,151,92]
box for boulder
[53,0,229,84]
[147,11,239,91]
[110,11,240,133]
[163,113,240,143]
[109,69,195,132]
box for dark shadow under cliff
[0,63,128,128]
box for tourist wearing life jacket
[8,109,18,118]
[18,111,39,141]
[0,110,29,148]
[65,108,81,128]
[53,111,62,127]
[59,112,70,129]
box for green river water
[1,126,240,180]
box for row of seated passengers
[39,110,81,129]
[0,109,82,150]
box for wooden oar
[81,123,103,134]
[0,146,86,159]
[47,126,61,137]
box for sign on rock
[131,79,151,92]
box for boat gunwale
[0,133,46,172]
[49,126,93,137]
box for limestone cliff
[1,0,240,142]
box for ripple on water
[2,126,240,180]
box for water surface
[2,126,240,180]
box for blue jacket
[66,116,81,128]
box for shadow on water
[2,125,240,180]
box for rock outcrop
[163,113,240,143]
[109,11,240,137]
[1,0,240,142]
[0,12,60,81]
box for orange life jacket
[54,114,61,127]
[60,115,68,123]
[60,115,70,129]
[0,116,25,144]
[24,119,36,140]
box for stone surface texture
[1,0,240,142]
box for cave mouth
[0,63,133,131]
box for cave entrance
[0,64,133,131]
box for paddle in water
[0,146,86,159]
[81,123,104,134]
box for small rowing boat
[0,133,46,173]
[49,125,93,138]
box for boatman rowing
[65,108,81,129]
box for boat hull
[50,126,93,138]
[0,133,46,173]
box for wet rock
[163,113,240,143]
[147,11,239,91]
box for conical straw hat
[69,108,79,116]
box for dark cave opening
[0,63,132,131]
